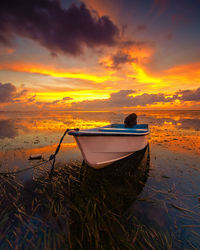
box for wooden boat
[68,124,150,169]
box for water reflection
[0,120,18,138]
[69,146,150,249]
[81,145,149,209]
[179,118,200,130]
[0,110,199,172]
[0,110,199,248]
[1,110,199,132]
[0,146,152,249]
[1,110,200,132]
[134,111,199,129]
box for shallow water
[0,110,200,248]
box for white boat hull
[74,135,148,169]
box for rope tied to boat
[49,128,79,173]
[0,128,79,176]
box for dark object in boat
[29,154,42,160]
[124,113,137,128]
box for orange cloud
[165,62,200,81]
[128,63,162,85]
[1,58,200,109]
[128,61,200,92]
[123,45,154,63]
[0,62,121,83]
[99,41,154,70]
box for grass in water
[0,147,172,249]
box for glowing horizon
[0,0,199,110]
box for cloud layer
[1,82,200,110]
[0,0,119,55]
[0,82,16,102]
[177,88,200,101]
[71,89,174,110]
[71,88,200,110]
[99,41,154,69]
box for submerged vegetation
[0,147,176,249]
[0,111,200,249]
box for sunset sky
[0,0,200,111]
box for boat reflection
[69,145,150,248]
[80,145,150,209]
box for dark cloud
[62,96,73,101]
[120,40,151,48]
[70,88,200,110]
[109,51,137,69]
[71,89,174,110]
[0,82,16,102]
[0,0,119,55]
[0,84,29,104]
[51,100,60,104]
[108,90,136,107]
[177,88,200,101]
[100,40,154,69]
[28,95,36,103]
[50,96,73,104]
[131,93,170,106]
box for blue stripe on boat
[68,124,149,136]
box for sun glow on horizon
[0,58,200,110]
[30,90,111,103]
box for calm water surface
[0,110,200,248]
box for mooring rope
[0,160,50,176]
[0,128,79,176]
[48,128,79,173]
